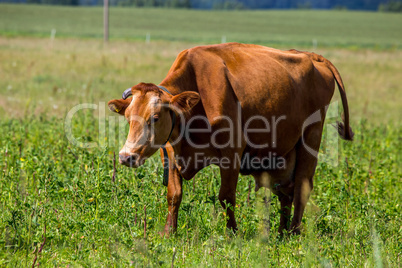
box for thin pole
[104,0,109,43]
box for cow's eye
[150,114,159,124]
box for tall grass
[0,111,400,266]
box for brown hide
[109,43,353,235]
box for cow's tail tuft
[327,60,354,141]
[336,120,354,141]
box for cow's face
[108,83,200,168]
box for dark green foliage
[2,0,399,10]
[379,0,402,11]
[212,0,245,10]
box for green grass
[0,5,401,267]
[0,112,400,266]
[1,4,402,48]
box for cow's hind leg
[290,125,323,234]
[278,193,293,235]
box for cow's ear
[108,98,131,116]
[170,92,200,113]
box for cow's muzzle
[119,153,144,168]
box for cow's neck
[160,71,209,179]
[169,131,211,180]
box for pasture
[1,4,402,48]
[0,4,401,267]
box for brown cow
[108,43,353,235]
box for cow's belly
[238,97,306,159]
[249,147,296,195]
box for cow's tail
[326,60,354,141]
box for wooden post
[104,0,109,43]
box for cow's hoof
[159,230,170,238]
[278,228,290,237]
[290,227,301,235]
[226,224,238,235]
[160,225,177,238]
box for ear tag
[109,104,121,113]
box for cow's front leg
[218,167,239,232]
[160,146,183,236]
[164,168,182,235]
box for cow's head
[108,83,200,168]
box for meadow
[0,4,401,267]
[1,4,402,48]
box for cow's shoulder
[184,42,256,58]
[166,44,230,71]
[187,42,245,52]
[167,48,191,73]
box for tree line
[9,0,402,12]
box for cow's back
[188,42,334,113]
